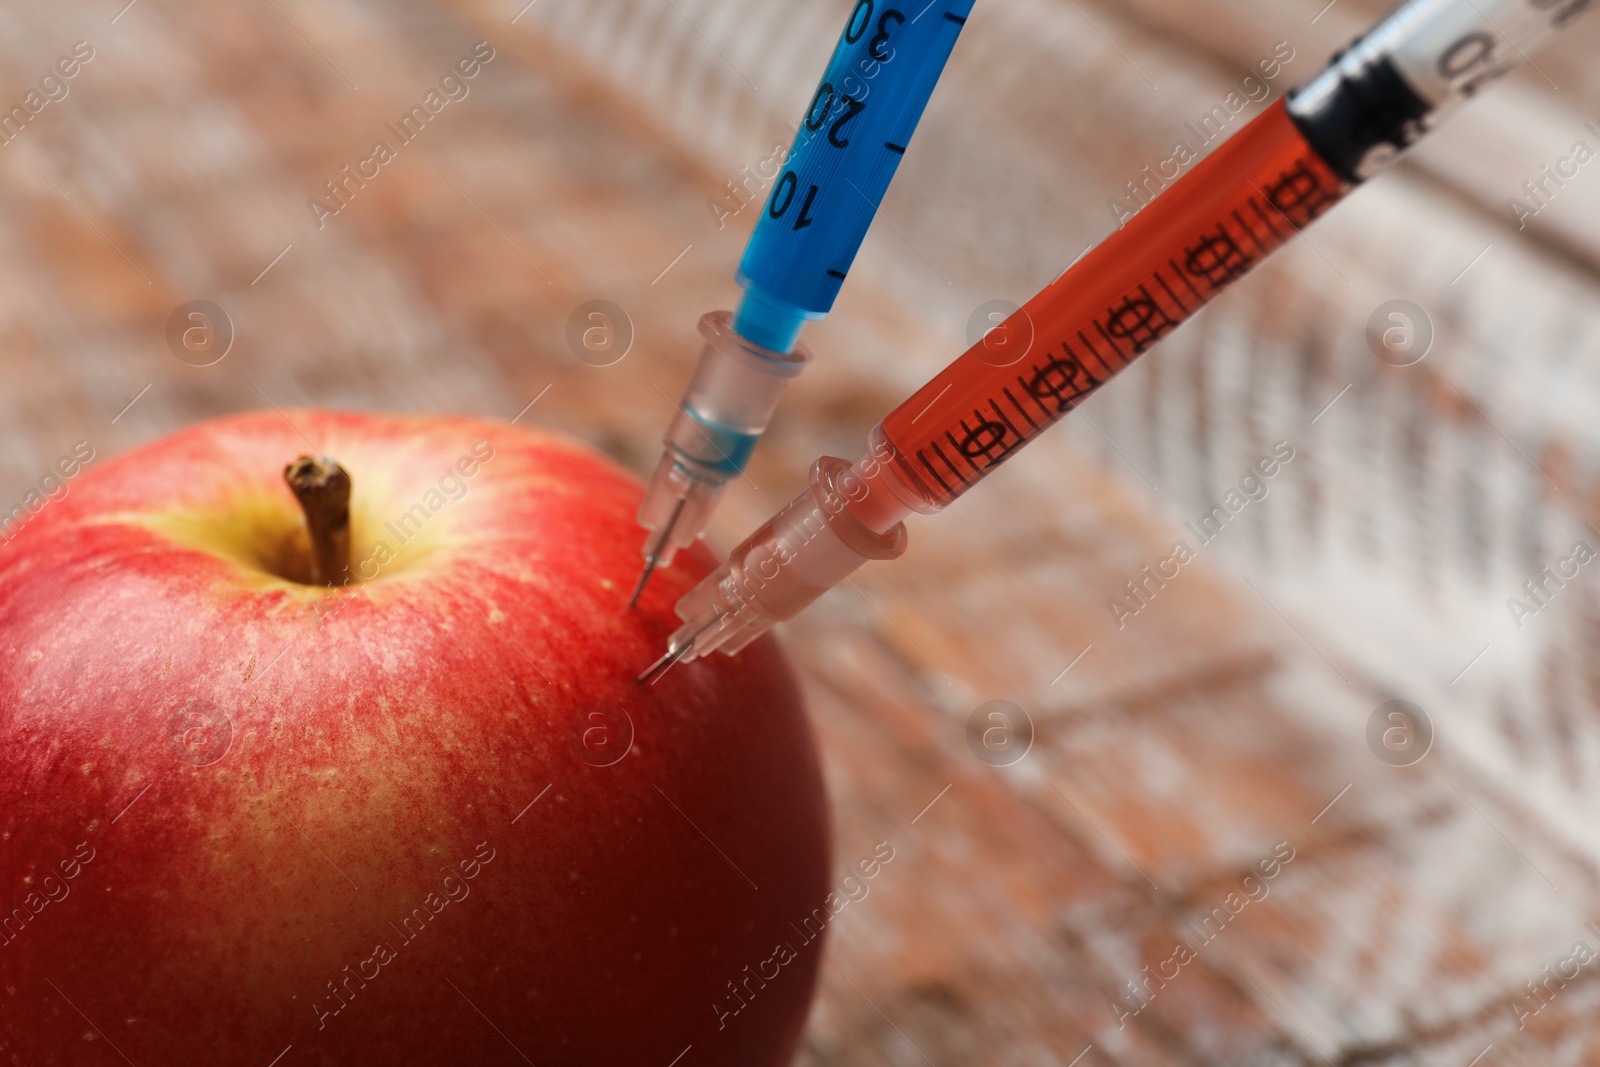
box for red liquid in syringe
[877,99,1349,511]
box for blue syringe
[630,0,975,606]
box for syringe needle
[628,495,687,609]
[637,614,722,684]
[626,560,657,611]
[636,641,692,686]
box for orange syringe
[877,101,1340,509]
[640,0,1594,682]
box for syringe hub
[634,312,812,578]
[656,454,910,668]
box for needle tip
[630,496,688,610]
[636,642,690,686]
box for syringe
[630,0,975,606]
[641,0,1594,681]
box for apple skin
[0,410,831,1066]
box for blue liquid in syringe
[733,0,974,354]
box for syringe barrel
[670,455,908,659]
[737,0,975,331]
[876,100,1349,513]
[1289,0,1592,181]
[636,312,810,566]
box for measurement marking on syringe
[1232,208,1272,255]
[826,268,847,279]
[1001,386,1040,432]
[918,449,956,495]
[1167,259,1205,303]
[929,439,974,486]
[1248,193,1287,241]
[1154,273,1191,316]
[1248,178,1350,283]
[884,142,907,154]
[1084,327,1124,372]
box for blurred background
[4,0,1600,1061]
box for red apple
[0,410,830,1066]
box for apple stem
[284,455,351,587]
